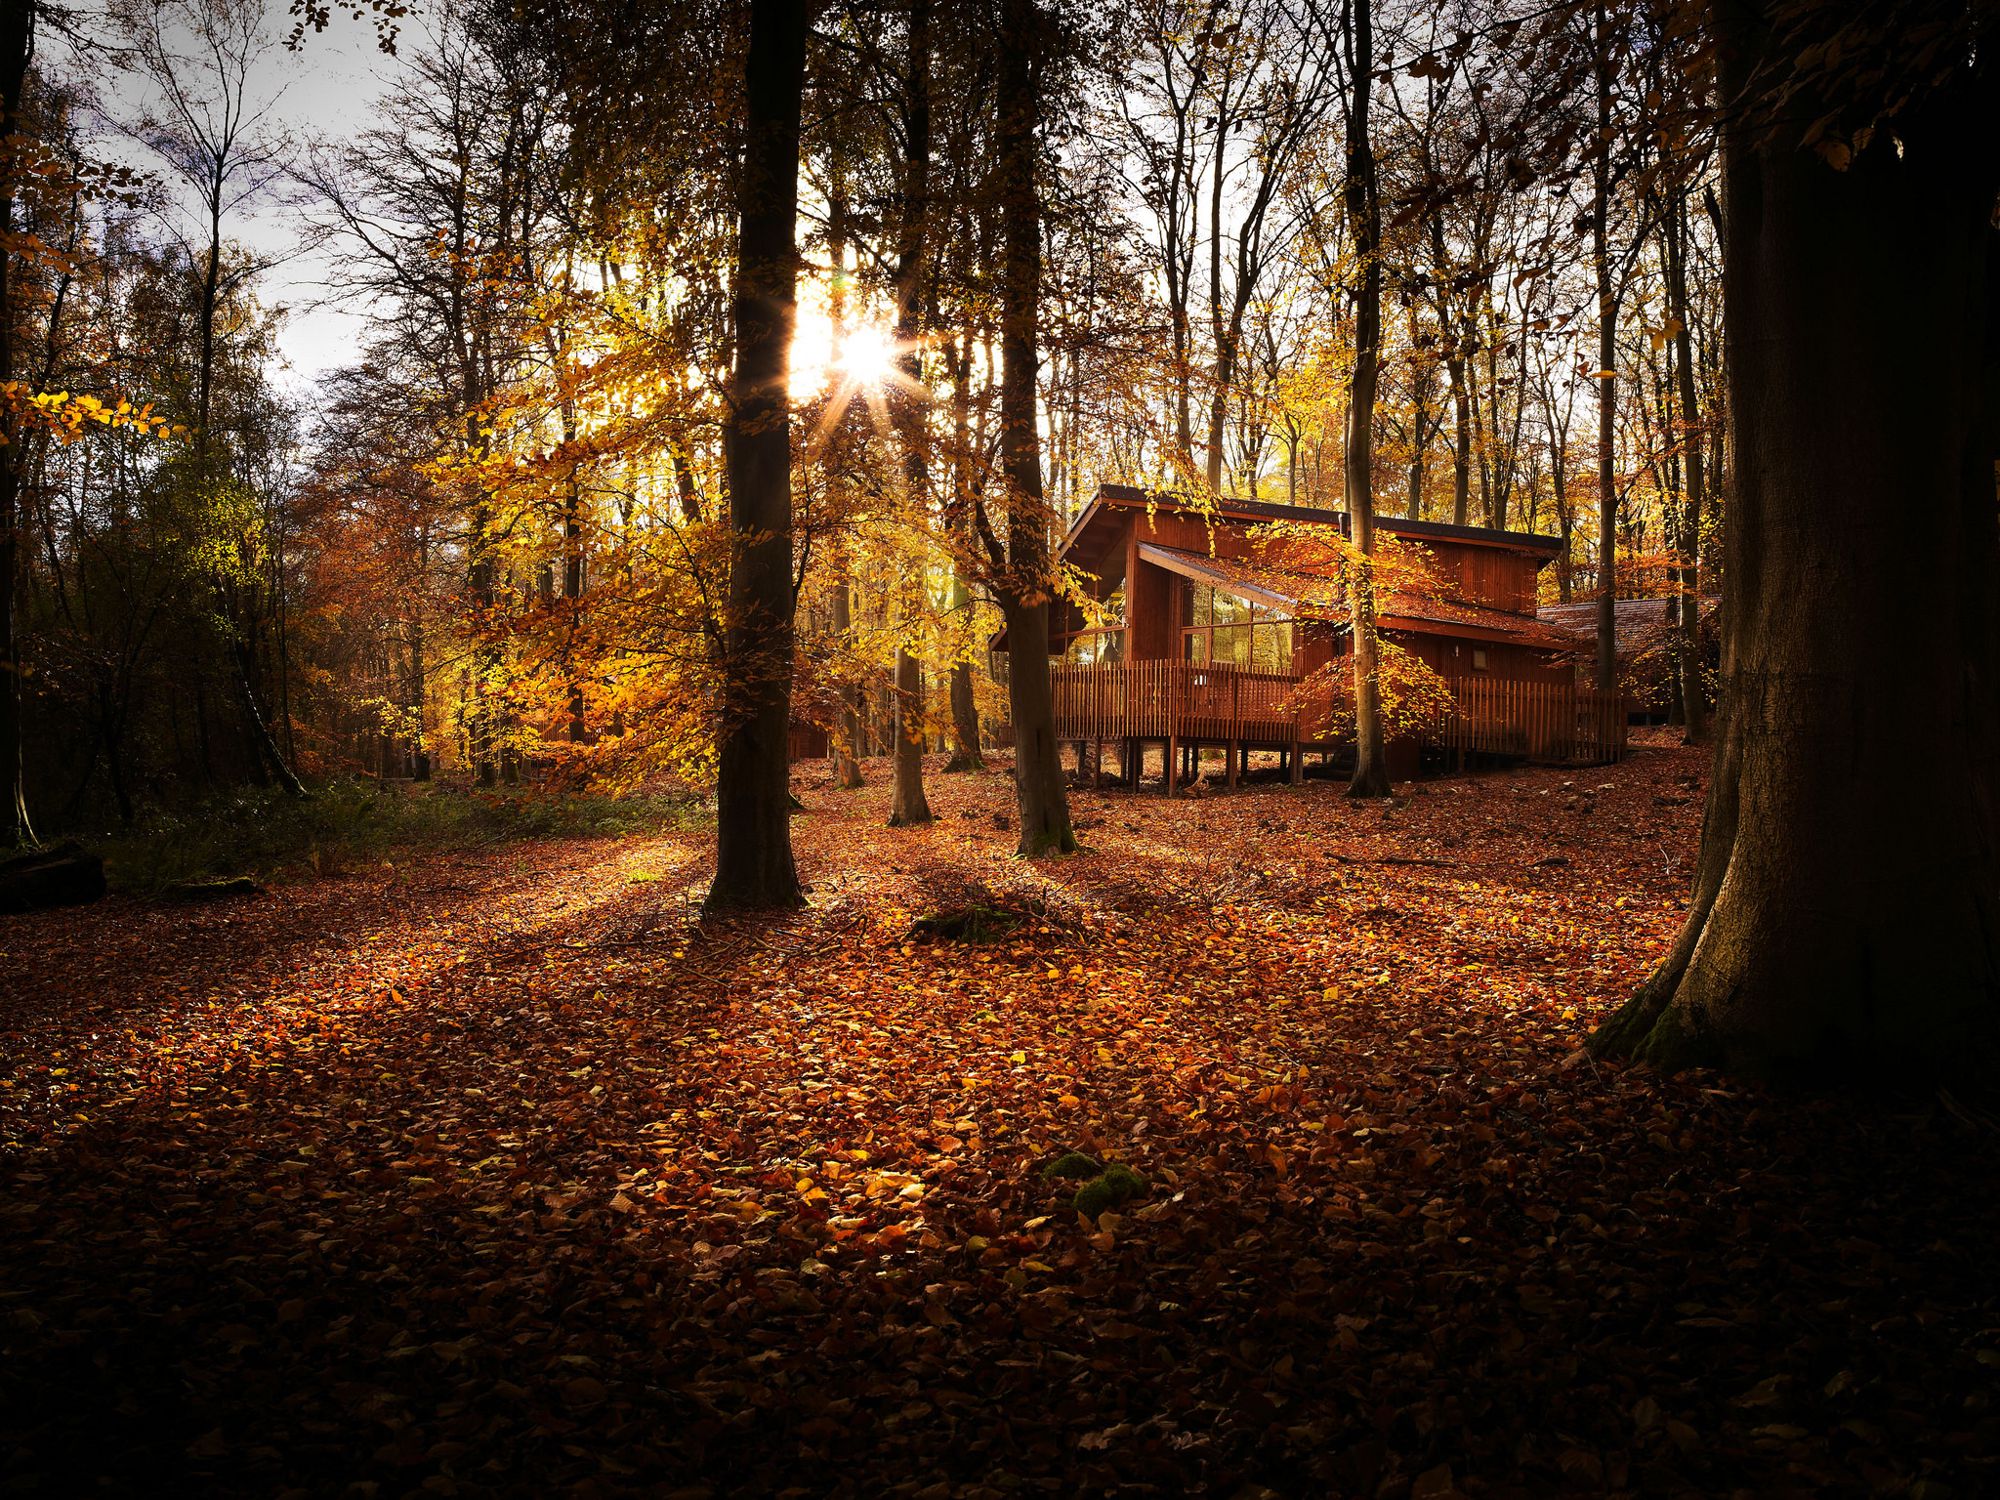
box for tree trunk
[1344,0,1389,799]
[945,649,984,770]
[888,646,933,825]
[1445,350,1471,527]
[1590,8,2000,1079]
[563,409,587,744]
[231,635,307,798]
[830,573,864,787]
[1664,187,1708,744]
[0,0,33,849]
[887,0,935,825]
[996,0,1076,856]
[1552,447,1574,602]
[1592,0,1620,697]
[708,0,807,913]
[1204,117,1228,493]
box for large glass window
[1062,628,1126,666]
[1182,583,1292,672]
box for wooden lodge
[1001,485,1624,792]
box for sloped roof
[1141,544,1580,653]
[1537,596,1720,661]
[1382,593,1583,652]
[1059,484,1564,572]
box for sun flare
[833,323,901,388]
[789,288,903,400]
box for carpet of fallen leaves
[4,739,1997,1499]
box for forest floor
[3,740,1996,1498]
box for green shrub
[90,779,706,895]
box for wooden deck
[1048,662,1626,771]
[1052,661,1303,747]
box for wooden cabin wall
[1125,524,1180,659]
[1399,635,1570,684]
[1425,542,1541,612]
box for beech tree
[992,0,1075,856]
[1340,0,1390,799]
[708,0,809,910]
[1592,0,1998,1077]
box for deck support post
[1165,731,1179,797]
[1289,728,1303,785]
[1226,738,1239,789]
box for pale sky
[73,0,406,390]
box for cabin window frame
[1060,627,1128,666]
[1180,581,1294,674]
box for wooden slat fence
[1434,674,1627,764]
[1050,662,1301,747]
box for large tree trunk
[1591,7,1999,1078]
[0,2,35,849]
[708,0,807,913]
[887,646,933,825]
[996,0,1075,856]
[1343,0,1390,799]
[887,0,935,828]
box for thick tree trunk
[1591,11,1999,1078]
[997,0,1075,856]
[887,647,933,825]
[1343,0,1390,799]
[708,0,807,913]
[887,0,935,826]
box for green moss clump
[1072,1162,1148,1219]
[1040,1151,1102,1181]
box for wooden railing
[1051,662,1302,747]
[1435,674,1627,764]
[1047,661,1626,765]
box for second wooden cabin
[1003,484,1624,791]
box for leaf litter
[2,741,1995,1496]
